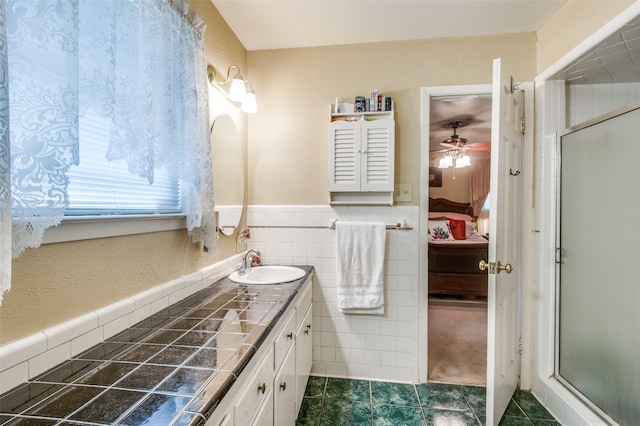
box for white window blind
[66,111,182,216]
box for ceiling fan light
[439,155,453,168]
[456,154,471,168]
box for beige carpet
[428,299,487,385]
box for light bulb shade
[455,155,471,168]
[439,155,453,168]
[228,77,246,102]
[241,89,257,113]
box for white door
[485,57,523,425]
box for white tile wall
[0,253,244,394]
[568,83,640,126]
[247,205,420,383]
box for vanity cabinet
[328,112,395,205]
[205,274,313,426]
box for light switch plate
[395,184,412,202]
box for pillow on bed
[428,220,454,240]
[449,219,466,240]
[465,221,476,238]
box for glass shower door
[557,103,640,425]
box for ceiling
[429,95,492,156]
[549,14,640,84]
[212,0,566,51]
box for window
[3,0,215,259]
[66,111,182,216]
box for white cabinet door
[360,119,394,192]
[252,390,274,426]
[273,346,297,426]
[233,349,275,426]
[204,410,232,426]
[295,305,313,413]
[329,121,360,192]
[273,312,296,369]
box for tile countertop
[0,266,314,426]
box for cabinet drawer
[233,348,275,426]
[273,312,295,369]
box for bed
[428,197,488,300]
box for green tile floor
[296,376,561,425]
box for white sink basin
[228,266,306,285]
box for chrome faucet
[238,249,261,274]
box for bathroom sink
[228,266,305,285]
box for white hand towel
[335,221,386,315]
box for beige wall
[536,0,634,73]
[246,33,536,206]
[0,0,246,346]
[428,168,471,204]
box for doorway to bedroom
[424,89,492,386]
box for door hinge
[520,116,526,135]
[518,339,523,354]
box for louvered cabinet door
[328,121,361,191]
[360,119,394,192]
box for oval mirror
[211,114,244,236]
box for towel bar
[248,220,413,231]
[329,219,411,230]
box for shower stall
[557,102,640,425]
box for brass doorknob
[479,260,489,271]
[479,260,513,274]
[496,261,513,274]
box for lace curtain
[1,1,10,302]
[470,158,491,219]
[1,0,215,301]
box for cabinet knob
[258,383,266,394]
[304,329,309,335]
[280,382,287,391]
[306,324,311,329]
[287,332,293,339]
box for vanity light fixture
[207,64,257,113]
[241,84,257,113]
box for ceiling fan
[440,120,470,149]
[437,121,472,169]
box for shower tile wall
[247,205,420,383]
[568,83,640,125]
